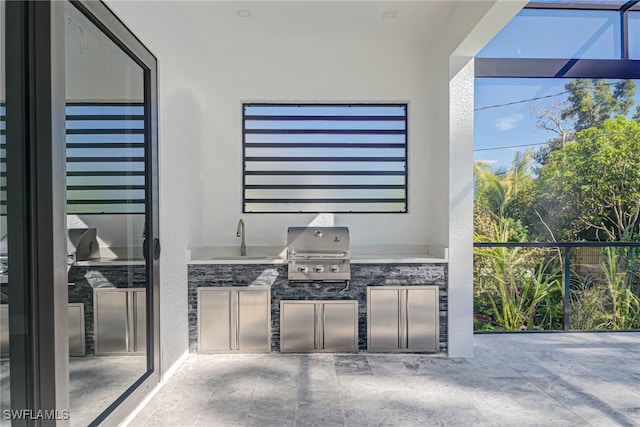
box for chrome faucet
[236,219,246,256]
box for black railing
[473,241,640,332]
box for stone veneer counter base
[67,264,146,355]
[188,263,448,353]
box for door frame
[4,1,160,424]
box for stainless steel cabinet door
[94,288,147,355]
[0,305,8,356]
[198,289,233,352]
[406,288,438,351]
[368,288,401,351]
[198,287,271,353]
[280,300,358,352]
[95,290,128,354]
[280,301,316,352]
[133,290,147,353]
[2,303,86,356]
[68,303,85,356]
[323,302,358,351]
[367,286,439,352]
[237,289,270,351]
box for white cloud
[495,113,523,131]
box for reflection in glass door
[64,1,159,425]
[1,1,158,423]
[0,1,8,422]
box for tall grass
[474,221,563,330]
[474,242,640,331]
[599,246,640,329]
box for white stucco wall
[193,41,431,248]
[102,2,195,375]
[108,2,439,251]
[106,0,525,364]
[428,0,526,357]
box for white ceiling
[109,1,462,45]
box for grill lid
[287,226,350,258]
[287,226,351,282]
[68,228,100,261]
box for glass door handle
[153,238,161,260]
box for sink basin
[189,246,287,263]
[201,254,285,264]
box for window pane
[478,9,621,59]
[65,1,151,425]
[475,77,640,242]
[243,103,407,214]
[630,12,640,59]
[65,103,145,214]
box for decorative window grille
[242,103,408,213]
[1,102,147,215]
[65,102,146,214]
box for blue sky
[474,78,640,170]
[474,78,572,169]
[473,6,640,170]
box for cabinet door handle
[318,303,324,350]
[399,290,407,349]
[125,292,131,352]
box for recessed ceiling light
[237,9,252,18]
[382,11,397,19]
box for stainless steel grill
[287,226,351,283]
[68,228,100,261]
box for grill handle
[288,251,349,258]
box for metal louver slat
[65,102,146,214]
[242,103,408,213]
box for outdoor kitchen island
[188,246,448,354]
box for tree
[524,79,640,240]
[562,79,635,131]
[473,150,533,242]
[474,150,533,217]
[533,79,636,167]
[533,117,640,240]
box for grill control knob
[330,264,340,273]
[297,265,309,273]
[314,265,324,273]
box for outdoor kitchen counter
[188,255,449,353]
[70,247,146,266]
[72,258,145,266]
[187,245,448,264]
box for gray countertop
[187,245,448,265]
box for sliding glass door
[0,0,9,420]
[3,1,159,425]
[65,1,159,425]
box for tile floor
[125,332,640,427]
[1,355,147,427]
[70,355,147,427]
